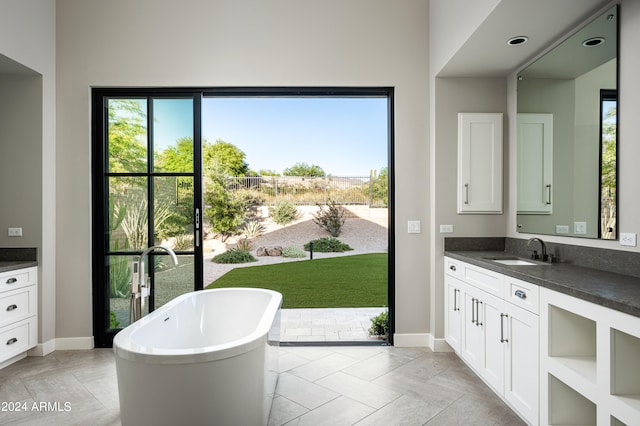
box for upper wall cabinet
[457,113,503,214]
[517,113,553,214]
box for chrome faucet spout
[138,245,179,288]
[131,245,179,322]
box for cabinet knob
[515,290,527,299]
[450,265,456,272]
[6,304,18,312]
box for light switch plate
[408,220,421,234]
[574,222,587,235]
[8,227,22,237]
[620,232,637,247]
[440,224,454,234]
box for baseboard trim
[429,336,453,352]
[54,337,94,351]
[393,333,429,347]
[28,339,56,356]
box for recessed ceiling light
[507,36,529,46]
[582,37,605,47]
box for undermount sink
[492,259,538,266]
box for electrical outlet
[7,227,22,237]
[620,233,637,247]
[574,222,587,235]
[555,225,569,234]
[407,220,421,234]
[439,224,454,233]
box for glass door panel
[94,91,203,347]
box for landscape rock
[256,246,283,256]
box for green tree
[368,167,388,206]
[258,169,280,176]
[155,137,193,172]
[283,162,325,177]
[203,165,248,241]
[205,139,249,176]
[107,99,147,173]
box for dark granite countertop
[445,250,640,318]
[0,260,38,274]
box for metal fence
[226,175,388,207]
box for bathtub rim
[112,287,282,365]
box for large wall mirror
[516,5,618,239]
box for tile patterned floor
[0,346,525,425]
[280,308,387,342]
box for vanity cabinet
[540,287,640,426]
[445,258,539,425]
[457,113,503,214]
[0,267,37,367]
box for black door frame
[91,86,395,347]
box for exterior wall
[56,0,430,341]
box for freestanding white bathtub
[113,288,282,426]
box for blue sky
[202,97,388,176]
[152,97,388,176]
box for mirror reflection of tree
[600,93,617,239]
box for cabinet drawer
[0,267,37,293]
[464,263,504,297]
[445,258,464,278]
[0,317,37,362]
[505,277,539,315]
[0,287,37,328]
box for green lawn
[206,253,388,308]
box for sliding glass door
[92,90,203,348]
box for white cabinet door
[445,275,463,353]
[479,291,506,396]
[461,286,483,370]
[504,302,539,426]
[517,113,553,214]
[458,113,503,214]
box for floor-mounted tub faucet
[130,245,179,322]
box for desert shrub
[282,246,307,258]
[110,311,120,329]
[109,244,131,299]
[313,200,346,237]
[212,248,257,264]
[368,310,389,337]
[241,220,266,238]
[172,234,193,251]
[304,237,353,253]
[269,201,300,225]
[236,237,252,251]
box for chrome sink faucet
[526,238,553,263]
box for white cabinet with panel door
[457,113,503,214]
[444,257,539,426]
[517,113,553,214]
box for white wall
[0,0,56,352]
[56,0,430,342]
[430,77,508,340]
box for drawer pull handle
[515,290,527,299]
[6,337,18,346]
[6,277,18,284]
[450,265,456,272]
[6,304,18,312]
